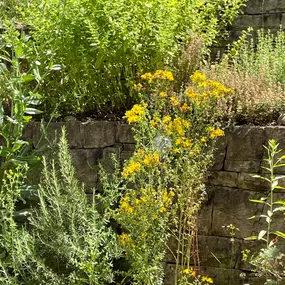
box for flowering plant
[116,69,232,284]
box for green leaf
[50,64,63,71]
[244,236,257,241]
[273,200,285,205]
[20,74,35,83]
[25,108,43,115]
[273,231,285,239]
[249,199,269,206]
[258,230,267,240]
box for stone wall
[25,121,285,284]
[231,0,285,41]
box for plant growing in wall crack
[243,140,285,284]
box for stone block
[233,14,281,29]
[207,171,238,188]
[224,160,261,172]
[211,136,226,171]
[209,186,263,238]
[70,149,101,188]
[198,203,213,235]
[33,121,82,149]
[80,121,116,148]
[237,172,269,192]
[116,123,135,144]
[226,126,265,161]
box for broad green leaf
[20,74,35,83]
[258,230,267,240]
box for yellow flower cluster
[175,137,192,148]
[190,71,233,99]
[206,127,224,139]
[201,276,213,283]
[141,70,174,83]
[120,233,132,244]
[124,104,146,124]
[122,160,141,178]
[120,194,134,213]
[163,116,190,136]
[190,71,207,82]
[122,151,160,178]
[143,152,160,166]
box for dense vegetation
[2,0,285,284]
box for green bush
[14,0,245,115]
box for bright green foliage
[0,23,44,181]
[15,0,246,114]
[229,28,285,85]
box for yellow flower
[183,268,191,275]
[122,160,141,178]
[186,87,197,99]
[163,115,172,124]
[170,96,180,106]
[141,72,154,83]
[160,206,166,213]
[143,152,160,166]
[150,120,158,128]
[124,104,146,124]
[190,71,206,82]
[210,128,224,139]
[181,103,190,112]
[153,70,174,81]
[159,91,167,98]
[201,136,207,143]
[134,83,143,90]
[201,276,213,283]
[120,233,132,244]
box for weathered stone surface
[70,149,101,188]
[233,14,281,29]
[237,172,269,192]
[243,0,285,14]
[211,136,226,171]
[198,236,242,268]
[80,121,116,148]
[224,159,261,172]
[226,126,265,161]
[209,186,263,238]
[198,203,212,236]
[32,120,82,148]
[116,123,135,144]
[207,171,238,188]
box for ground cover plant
[1,0,246,116]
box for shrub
[13,0,245,115]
